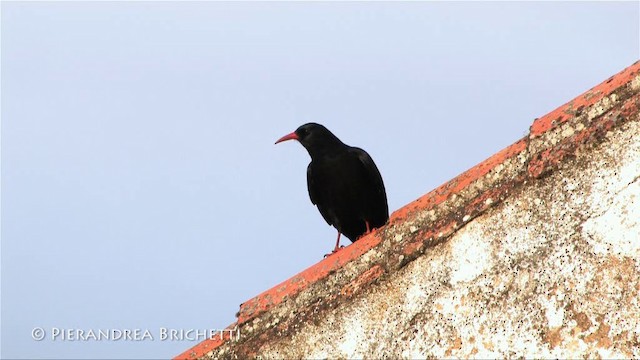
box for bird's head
[275,123,345,158]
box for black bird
[275,123,389,255]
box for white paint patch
[583,180,640,258]
[543,295,565,328]
[581,120,640,261]
[449,227,492,284]
[404,279,429,315]
[337,313,365,357]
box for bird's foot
[361,220,373,237]
[323,245,345,258]
[357,227,375,241]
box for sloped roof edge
[175,60,640,360]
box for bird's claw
[323,245,345,258]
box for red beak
[275,131,299,144]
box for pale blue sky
[1,1,638,359]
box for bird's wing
[349,147,389,222]
[349,147,385,196]
[307,163,335,226]
[306,163,319,206]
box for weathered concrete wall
[175,62,640,360]
[256,119,640,359]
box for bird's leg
[334,231,342,251]
[354,221,374,242]
[324,232,344,257]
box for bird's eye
[298,128,308,138]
